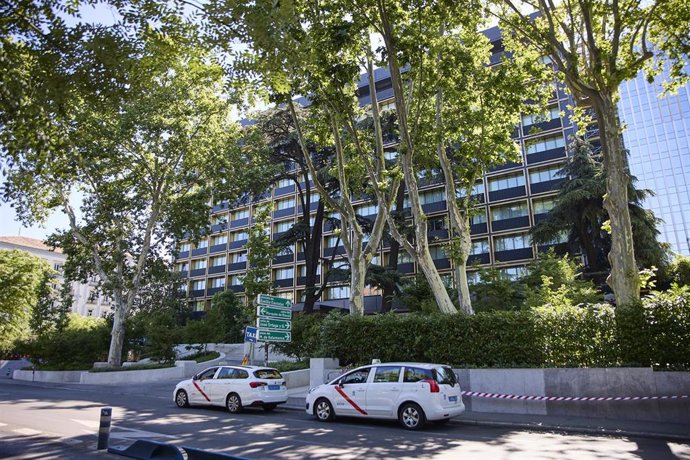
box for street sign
[244,326,258,343]
[258,330,292,342]
[257,317,292,331]
[256,294,292,310]
[257,305,291,320]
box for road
[1,378,689,459]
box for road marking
[14,428,42,436]
[111,426,175,439]
[0,422,7,427]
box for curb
[280,400,690,443]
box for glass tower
[618,69,690,256]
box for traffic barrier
[97,407,112,450]
[183,445,249,460]
[107,440,184,460]
[461,391,690,402]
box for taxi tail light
[250,382,267,388]
[423,378,440,393]
[281,381,287,387]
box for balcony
[210,223,226,233]
[274,278,294,288]
[324,246,347,257]
[191,247,208,257]
[206,287,225,296]
[421,201,447,214]
[190,268,206,277]
[274,184,295,196]
[470,222,488,235]
[230,218,249,229]
[177,250,190,259]
[228,239,247,250]
[273,207,295,219]
[272,253,294,265]
[229,285,245,293]
[533,213,550,224]
[433,258,451,270]
[522,118,562,137]
[208,265,226,275]
[178,270,188,278]
[488,186,526,202]
[467,253,490,265]
[227,262,247,272]
[190,289,206,298]
[526,146,567,165]
[428,229,449,240]
[530,178,565,195]
[397,262,415,274]
[494,247,534,262]
[491,215,530,232]
[210,243,227,254]
[489,160,522,173]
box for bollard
[97,407,112,450]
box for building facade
[619,68,690,256]
[174,27,582,313]
[0,236,112,317]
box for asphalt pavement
[284,386,690,442]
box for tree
[242,204,278,308]
[532,138,670,276]
[29,270,66,337]
[0,250,52,351]
[1,25,252,366]
[206,291,245,343]
[494,0,690,305]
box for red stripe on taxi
[335,386,368,415]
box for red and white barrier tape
[460,391,690,402]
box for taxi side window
[404,367,433,383]
[198,368,218,380]
[340,369,370,384]
[217,368,236,379]
[373,366,401,383]
[235,369,249,379]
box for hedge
[276,288,690,369]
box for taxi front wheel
[175,390,189,408]
[315,398,335,422]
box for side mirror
[338,381,344,388]
[192,374,199,381]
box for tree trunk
[593,90,640,305]
[349,253,367,316]
[416,247,457,314]
[107,292,127,367]
[382,186,406,313]
[302,200,325,314]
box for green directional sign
[257,306,291,320]
[257,294,292,309]
[257,317,292,331]
[258,330,292,342]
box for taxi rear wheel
[175,390,189,408]
[226,393,243,413]
[314,398,334,422]
[399,402,426,430]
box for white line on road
[13,428,42,436]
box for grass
[183,350,221,363]
[268,360,309,372]
[88,362,175,372]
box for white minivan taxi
[305,362,465,430]
[174,365,287,413]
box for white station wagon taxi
[306,362,465,430]
[174,365,287,413]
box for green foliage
[469,266,524,312]
[206,291,245,344]
[271,312,327,361]
[19,314,111,370]
[277,290,689,369]
[241,204,277,313]
[396,274,457,314]
[523,250,602,309]
[184,350,221,363]
[0,249,53,351]
[668,255,690,287]
[268,360,310,372]
[88,362,175,372]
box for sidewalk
[284,386,690,442]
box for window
[190,300,205,312]
[458,181,485,198]
[197,367,218,380]
[275,197,295,210]
[210,277,225,288]
[529,165,561,184]
[470,211,487,225]
[372,366,401,383]
[491,202,528,221]
[467,271,481,285]
[488,173,525,191]
[404,367,433,383]
[420,189,445,205]
[501,266,527,280]
[231,209,249,220]
[522,106,560,127]
[494,233,531,251]
[231,252,247,263]
[275,291,294,302]
[195,240,208,249]
[276,177,292,188]
[471,239,490,255]
[397,251,414,264]
[178,243,191,253]
[176,262,189,272]
[339,368,370,385]
[298,264,321,276]
[384,150,398,160]
[326,285,350,299]
[210,255,226,267]
[428,217,447,231]
[192,279,206,290]
[211,234,227,246]
[274,267,294,280]
[533,197,557,214]
[356,204,378,216]
[229,275,242,286]
[191,259,207,270]
[211,214,227,226]
[526,135,566,155]
[274,220,293,233]
[429,246,447,260]
[325,235,341,248]
[309,191,320,203]
[231,231,248,242]
[543,230,568,245]
[276,246,293,257]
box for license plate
[268,385,281,390]
[448,396,458,402]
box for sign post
[255,294,292,365]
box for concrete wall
[457,367,690,424]
[0,360,31,380]
[13,369,84,383]
[282,369,310,388]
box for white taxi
[305,362,465,430]
[174,365,287,413]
